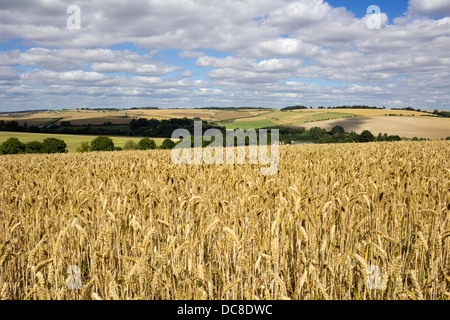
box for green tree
[360,130,375,143]
[138,138,156,150]
[0,137,25,154]
[318,135,334,144]
[90,136,115,151]
[25,141,43,154]
[4,121,19,131]
[309,127,327,140]
[331,133,347,143]
[349,131,360,142]
[124,140,138,150]
[386,135,401,141]
[412,137,419,141]
[330,125,345,136]
[41,138,67,153]
[446,136,450,140]
[160,138,176,149]
[76,141,90,153]
[376,133,384,141]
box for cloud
[0,48,147,70]
[408,0,450,16]
[197,56,303,72]
[178,51,205,59]
[0,0,450,110]
[91,62,181,76]
[0,48,181,76]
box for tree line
[76,137,175,153]
[0,118,227,138]
[275,126,402,144]
[0,137,67,155]
[0,136,177,155]
[432,110,450,118]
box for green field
[223,119,277,130]
[216,111,357,130]
[0,132,166,152]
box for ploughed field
[0,141,449,300]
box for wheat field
[0,141,449,300]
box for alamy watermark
[366,265,382,289]
[66,265,85,289]
[367,5,381,30]
[66,5,81,30]
[170,121,280,176]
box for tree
[138,138,156,150]
[386,135,401,141]
[160,138,176,149]
[412,137,419,141]
[331,133,346,143]
[318,135,334,144]
[4,121,19,131]
[130,118,150,130]
[124,140,138,150]
[41,138,67,153]
[349,131,360,142]
[281,105,308,111]
[76,141,90,153]
[90,136,115,151]
[446,136,450,140]
[376,133,384,141]
[360,130,375,143]
[0,137,25,154]
[25,141,43,154]
[330,125,345,136]
[309,127,327,140]
[29,126,41,133]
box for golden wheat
[0,141,449,300]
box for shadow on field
[327,117,368,130]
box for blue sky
[327,0,409,18]
[0,0,449,111]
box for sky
[1,0,450,111]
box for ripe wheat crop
[0,141,449,300]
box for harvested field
[323,109,431,117]
[0,109,218,127]
[296,116,450,139]
[0,108,437,128]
